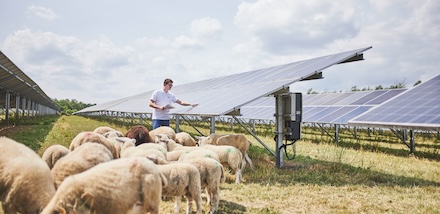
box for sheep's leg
[235,168,242,184]
[245,152,254,170]
[210,187,220,214]
[185,196,193,214]
[174,197,180,214]
[206,188,211,205]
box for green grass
[1,115,439,213]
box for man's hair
[163,78,173,85]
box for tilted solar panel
[349,74,440,131]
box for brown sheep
[125,125,153,146]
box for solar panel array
[237,89,406,125]
[76,47,372,116]
[349,74,440,131]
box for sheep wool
[0,137,56,214]
[69,131,119,158]
[51,143,114,188]
[41,157,167,214]
[175,132,198,146]
[182,158,225,214]
[41,144,70,169]
[202,144,244,184]
[149,126,176,141]
[158,162,203,214]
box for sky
[0,0,439,104]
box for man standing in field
[149,78,198,129]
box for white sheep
[175,131,198,146]
[51,142,114,188]
[156,134,201,153]
[137,142,168,158]
[102,130,124,138]
[0,137,56,214]
[182,158,225,214]
[166,150,190,161]
[178,149,220,163]
[201,144,243,184]
[41,157,167,214]
[93,126,118,135]
[107,136,137,157]
[41,144,70,169]
[149,126,176,141]
[197,133,254,171]
[158,162,202,214]
[69,131,119,158]
[120,140,167,160]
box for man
[149,78,198,129]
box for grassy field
[1,115,439,213]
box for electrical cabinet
[281,92,302,141]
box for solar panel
[349,74,440,131]
[76,47,373,116]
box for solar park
[1,47,440,213]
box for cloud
[173,35,204,50]
[28,5,57,20]
[234,0,359,55]
[190,17,222,39]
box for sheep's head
[195,136,210,146]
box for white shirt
[150,89,177,120]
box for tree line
[307,79,421,94]
[52,99,95,115]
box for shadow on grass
[216,199,247,214]
[334,139,440,161]
[245,146,440,188]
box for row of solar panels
[239,89,406,123]
[239,74,440,131]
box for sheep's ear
[195,136,202,140]
[155,135,160,143]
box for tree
[413,80,422,87]
[53,98,95,115]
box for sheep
[125,125,153,146]
[178,149,220,163]
[176,131,198,146]
[149,126,176,141]
[41,157,167,214]
[120,140,167,160]
[137,142,168,158]
[182,158,225,214]
[197,133,254,171]
[166,150,190,161]
[41,144,70,169]
[0,137,56,214]
[107,136,137,157]
[93,126,117,135]
[156,134,201,153]
[51,143,114,188]
[102,130,124,138]
[69,131,119,158]
[157,162,202,214]
[201,144,243,184]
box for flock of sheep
[0,125,254,214]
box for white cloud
[190,17,222,38]
[28,5,57,20]
[234,0,359,54]
[173,35,204,50]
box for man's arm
[176,100,198,107]
[149,100,166,110]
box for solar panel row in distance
[348,74,440,131]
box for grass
[1,115,439,213]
